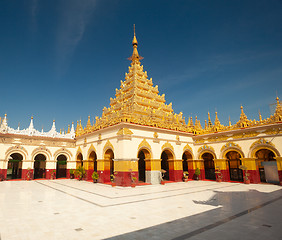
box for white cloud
[56,0,97,77]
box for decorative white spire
[0,114,8,132]
[28,116,36,135]
[0,116,73,139]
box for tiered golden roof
[76,30,188,136]
[75,30,282,137]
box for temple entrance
[89,151,97,172]
[7,153,23,180]
[227,151,243,182]
[255,149,276,183]
[104,149,114,174]
[34,154,46,179]
[161,150,173,181]
[76,153,83,168]
[202,153,216,180]
[138,149,150,182]
[56,154,67,178]
[182,151,192,172]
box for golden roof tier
[76,29,189,136]
[75,29,282,137]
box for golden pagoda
[76,29,282,137]
[76,28,188,136]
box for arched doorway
[7,153,23,180]
[161,150,174,181]
[255,149,276,182]
[182,151,192,173]
[89,151,97,172]
[226,151,243,182]
[56,154,67,178]
[138,149,150,182]
[202,152,216,180]
[76,153,83,168]
[34,154,46,179]
[104,149,114,174]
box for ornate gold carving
[5,145,28,159]
[176,135,180,141]
[138,139,152,152]
[220,142,242,152]
[73,30,282,137]
[87,144,97,156]
[31,146,52,159]
[103,140,114,153]
[250,138,275,150]
[54,148,73,159]
[117,128,133,135]
[75,32,189,137]
[198,144,215,153]
[162,142,174,152]
[264,127,282,135]
[76,146,82,156]
[154,132,158,138]
[183,144,193,153]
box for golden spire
[214,112,220,125]
[229,116,231,127]
[259,110,262,121]
[190,116,194,126]
[129,24,143,64]
[208,112,212,128]
[86,116,91,128]
[67,124,70,133]
[274,96,282,122]
[236,105,249,128]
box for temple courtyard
[0,180,281,240]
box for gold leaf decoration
[162,142,174,152]
[138,139,152,152]
[117,128,133,136]
[103,140,114,153]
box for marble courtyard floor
[0,180,281,240]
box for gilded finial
[208,112,212,128]
[259,110,262,121]
[229,116,231,126]
[132,24,138,46]
[129,25,143,63]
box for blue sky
[0,0,282,131]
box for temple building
[0,29,282,186]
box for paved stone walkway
[0,180,281,240]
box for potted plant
[160,169,166,185]
[75,166,86,181]
[91,171,99,183]
[131,176,137,188]
[239,165,250,184]
[215,167,223,182]
[194,168,201,180]
[183,171,189,182]
[69,169,75,179]
[50,170,56,180]
[111,172,116,187]
[26,167,32,181]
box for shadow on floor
[106,189,282,240]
